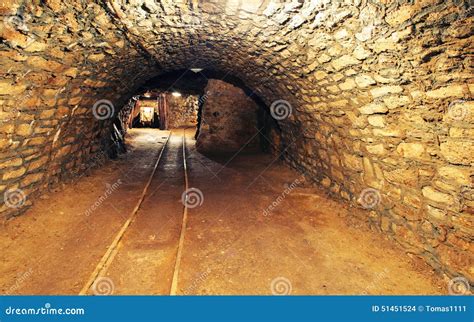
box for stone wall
[167,94,198,129]
[196,79,260,154]
[0,0,472,282]
[0,0,155,218]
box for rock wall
[196,79,260,154]
[0,0,472,282]
[0,0,154,218]
[167,94,198,129]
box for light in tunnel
[172,92,182,97]
[190,68,203,73]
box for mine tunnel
[0,0,472,296]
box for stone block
[370,86,403,98]
[367,115,385,127]
[440,140,474,165]
[359,102,388,115]
[332,55,359,71]
[426,85,465,99]
[3,166,26,180]
[422,186,455,205]
[396,142,424,159]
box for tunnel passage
[0,0,473,285]
[115,69,276,155]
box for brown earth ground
[0,128,445,295]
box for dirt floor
[0,128,446,295]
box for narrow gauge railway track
[79,129,190,295]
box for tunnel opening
[114,69,280,158]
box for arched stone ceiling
[0,0,473,281]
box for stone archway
[0,0,472,284]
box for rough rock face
[167,94,198,129]
[0,1,472,282]
[196,79,260,154]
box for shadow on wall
[195,79,279,156]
